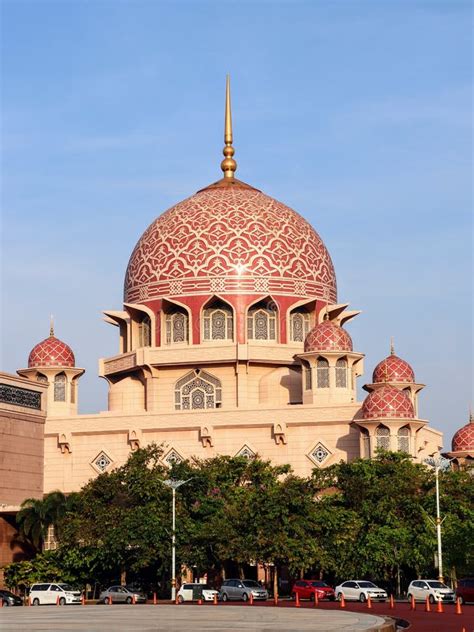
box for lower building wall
[0,514,33,588]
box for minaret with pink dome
[18,319,84,418]
[447,412,474,469]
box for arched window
[165,310,189,345]
[139,315,151,347]
[37,373,48,384]
[203,303,233,341]
[290,310,311,342]
[316,357,329,388]
[54,373,66,402]
[397,426,410,453]
[375,425,390,451]
[248,303,277,341]
[175,369,222,411]
[360,428,371,459]
[335,357,348,388]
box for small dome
[304,319,353,353]
[373,353,415,383]
[451,416,474,453]
[361,385,415,420]
[28,335,75,368]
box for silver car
[99,585,146,604]
[219,579,268,602]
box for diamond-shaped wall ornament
[91,451,113,473]
[235,445,256,459]
[163,448,184,467]
[307,442,331,467]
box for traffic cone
[175,595,179,605]
[425,596,431,612]
[133,594,136,605]
[273,594,278,606]
[340,593,346,608]
[436,598,444,613]
[81,594,85,606]
[249,593,254,605]
[213,593,218,605]
[455,597,462,615]
[313,591,319,607]
[367,594,372,609]
[0,599,3,608]
[295,592,300,607]
[153,592,157,605]
[197,598,202,605]
[109,595,113,605]
[27,596,31,607]
[389,594,394,609]
[410,594,416,610]
[56,595,60,606]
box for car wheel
[177,595,184,604]
[309,593,315,602]
[105,597,111,605]
[125,596,132,604]
[459,595,465,605]
[337,593,343,602]
[359,593,366,603]
[59,597,66,606]
[291,592,296,601]
[3,600,9,607]
[429,595,435,605]
[33,598,40,606]
[221,593,228,602]
[242,593,248,602]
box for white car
[29,583,82,606]
[177,583,219,603]
[335,580,387,602]
[407,579,455,604]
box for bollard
[153,592,157,605]
[425,596,431,612]
[249,593,254,605]
[455,597,462,615]
[313,591,319,608]
[410,594,415,610]
[340,593,346,608]
[213,593,218,606]
[436,598,444,613]
[367,594,372,609]
[295,592,300,608]
[389,594,394,609]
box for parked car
[0,589,23,607]
[291,580,335,601]
[99,585,147,604]
[407,580,455,604]
[457,578,474,605]
[219,579,268,602]
[335,580,387,602]
[29,583,82,606]
[177,583,219,603]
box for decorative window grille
[92,451,112,473]
[163,448,184,467]
[165,311,188,345]
[335,358,348,388]
[316,358,329,388]
[308,442,331,466]
[175,369,222,410]
[305,366,312,390]
[139,315,151,347]
[290,311,310,342]
[54,373,66,402]
[360,428,371,458]
[37,373,48,384]
[397,426,410,453]
[0,384,41,410]
[70,379,75,404]
[375,426,390,451]
[235,445,256,459]
[203,305,233,341]
[247,307,277,341]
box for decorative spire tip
[50,314,55,337]
[390,337,395,355]
[220,75,237,179]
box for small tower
[18,320,84,417]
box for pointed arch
[246,296,279,342]
[162,299,190,346]
[375,424,390,451]
[335,357,348,388]
[316,357,329,388]
[201,296,234,341]
[54,372,66,402]
[175,369,222,410]
[397,425,410,453]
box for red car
[291,580,335,601]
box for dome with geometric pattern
[124,180,337,305]
[451,415,474,452]
[304,319,353,353]
[373,351,415,383]
[28,330,75,368]
[361,385,415,420]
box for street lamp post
[161,478,192,601]
[424,456,452,583]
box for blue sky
[1,1,472,446]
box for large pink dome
[304,320,353,352]
[124,180,337,304]
[361,385,415,420]
[373,354,415,383]
[451,417,474,452]
[28,335,75,368]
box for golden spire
[390,337,395,355]
[50,314,55,337]
[220,75,237,179]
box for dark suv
[457,578,474,605]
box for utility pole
[424,456,452,583]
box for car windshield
[310,581,328,587]
[358,582,377,588]
[58,584,74,591]
[242,581,260,588]
[427,581,448,589]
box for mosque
[1,79,472,577]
